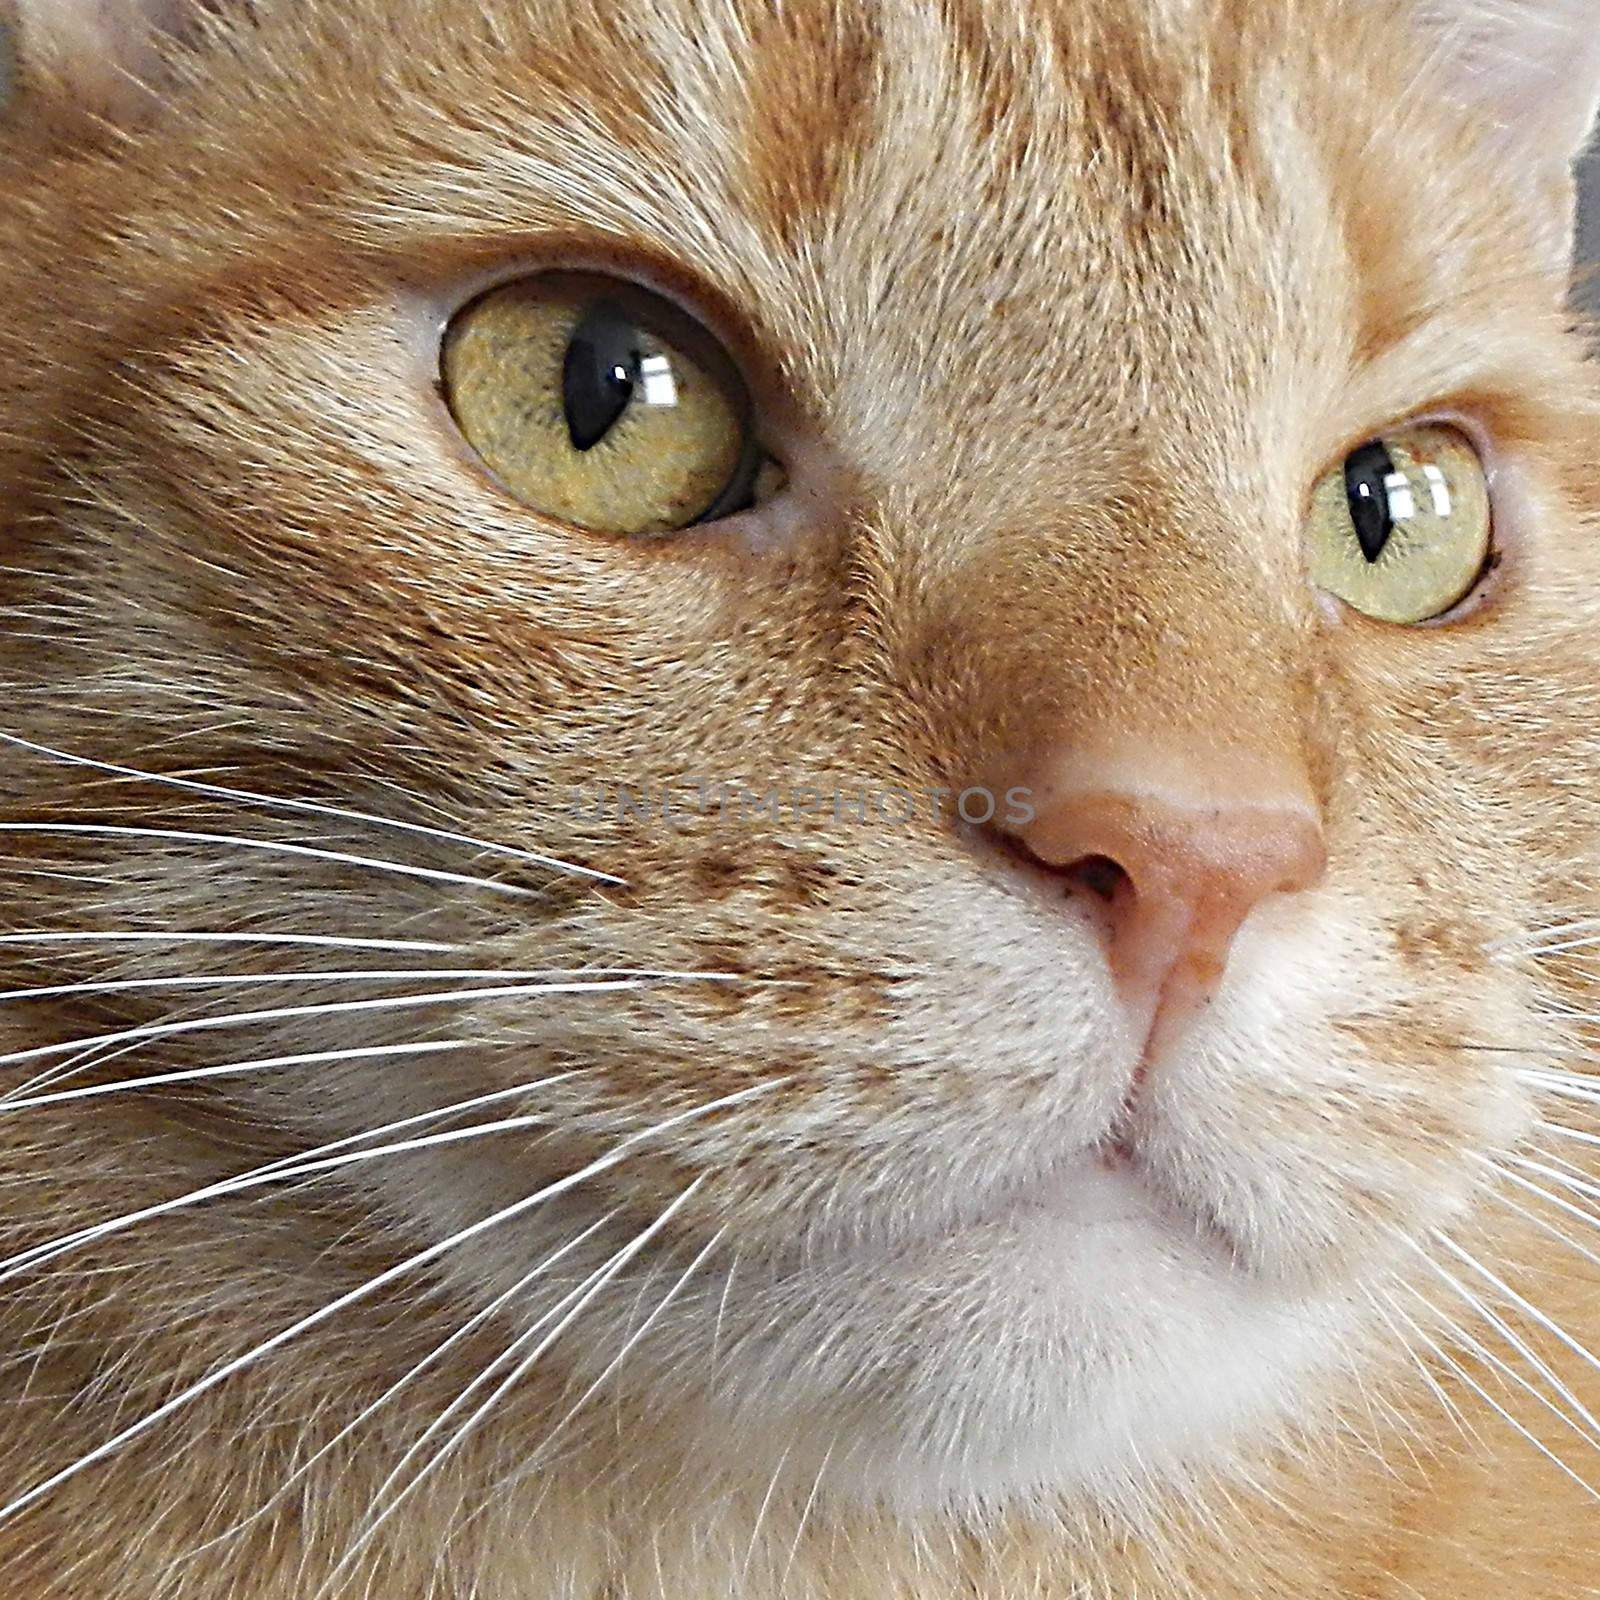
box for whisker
[1385,1289,1600,1500]
[1448,1050,1600,1065]
[0,1096,585,1287]
[1517,919,1600,954]
[1430,1229,1600,1387]
[1534,1120,1600,1151]
[0,1058,638,1280]
[180,1208,623,1562]
[331,1193,716,1590]
[1427,1259,1600,1450]
[0,1078,780,1526]
[522,1224,725,1470]
[0,1036,160,1109]
[0,932,463,954]
[711,1248,738,1373]
[0,966,742,1007]
[1504,1155,1600,1209]
[0,729,623,886]
[780,1436,835,1589]
[1363,1285,1483,1445]
[1515,1072,1600,1107]
[0,823,542,902]
[1478,1165,1600,1270]
[1540,1147,1600,1183]
[0,1038,479,1112]
[741,1440,794,1584]
[0,975,742,1073]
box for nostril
[975,749,1326,1055]
[1062,853,1131,905]
[982,831,1136,930]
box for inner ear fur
[3,0,210,127]
[1404,0,1600,162]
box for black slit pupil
[1344,440,1398,564]
[563,301,641,452]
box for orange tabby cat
[0,1,1597,1595]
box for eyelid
[398,247,772,398]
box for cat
[0,0,1597,1595]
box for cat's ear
[0,1,217,129]
[1389,1,1600,267]
[1406,1,1600,160]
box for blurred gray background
[1581,146,1599,313]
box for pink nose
[1001,751,1327,1054]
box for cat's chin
[654,1154,1370,1520]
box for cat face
[2,0,1598,1527]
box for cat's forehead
[279,1,1366,486]
[25,0,1547,538]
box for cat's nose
[997,747,1327,1055]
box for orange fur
[0,1,1597,1595]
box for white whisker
[0,965,742,1007]
[1520,919,1600,954]
[1386,1290,1600,1500]
[524,1224,725,1469]
[0,1097,582,1286]
[0,1065,621,1280]
[0,729,623,886]
[182,1208,623,1562]
[741,1440,793,1584]
[0,1078,780,1526]
[320,1185,712,1595]
[0,823,542,901]
[1540,1147,1600,1184]
[0,1036,160,1109]
[1534,1120,1600,1151]
[780,1436,835,1589]
[1364,1286,1482,1444]
[1519,1065,1600,1086]
[0,975,737,1073]
[1516,1072,1600,1107]
[0,1038,479,1112]
[1505,1154,1600,1209]
[0,932,462,953]
[1479,1165,1600,1270]
[711,1247,738,1373]
[1431,1229,1600,1387]
[1429,1260,1600,1449]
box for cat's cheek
[1132,890,1550,1284]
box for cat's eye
[1306,424,1493,624]
[441,273,777,535]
